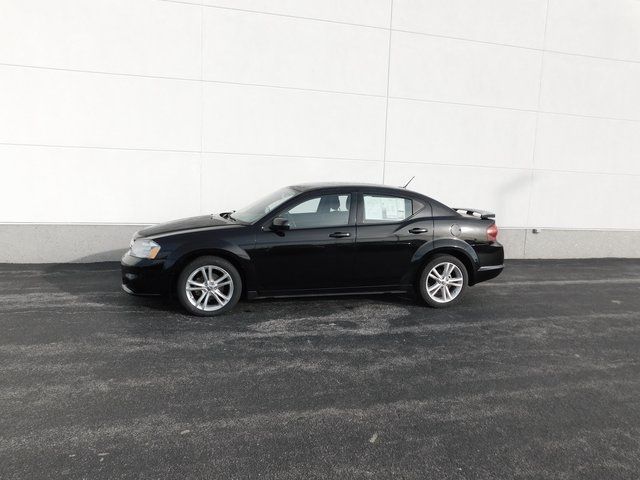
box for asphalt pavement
[1,259,640,479]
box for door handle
[408,228,428,234]
[329,232,350,238]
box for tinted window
[363,195,412,222]
[281,194,351,229]
[233,187,297,223]
[412,199,426,214]
[288,197,321,214]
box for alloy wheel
[425,261,464,303]
[185,265,234,311]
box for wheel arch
[168,248,249,298]
[417,246,478,286]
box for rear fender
[408,238,479,284]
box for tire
[418,254,468,308]
[176,256,242,316]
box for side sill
[248,289,410,300]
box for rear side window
[412,199,426,214]
[363,195,413,222]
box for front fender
[120,230,254,298]
[163,237,250,271]
[154,230,257,289]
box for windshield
[232,187,298,223]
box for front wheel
[418,255,468,308]
[176,256,242,316]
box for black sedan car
[121,183,504,316]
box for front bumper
[121,252,169,295]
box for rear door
[354,192,433,287]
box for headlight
[129,238,161,259]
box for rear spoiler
[454,208,495,220]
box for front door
[252,192,356,293]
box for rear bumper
[475,264,504,283]
[121,252,170,295]
[471,241,504,285]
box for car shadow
[39,250,492,338]
[40,254,423,324]
[41,260,182,314]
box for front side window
[233,187,298,223]
[362,195,413,223]
[280,194,351,229]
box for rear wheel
[177,256,242,316]
[418,255,468,308]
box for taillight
[487,223,498,242]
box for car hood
[136,214,238,238]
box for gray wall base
[1,224,638,263]
[499,228,640,259]
[0,224,146,263]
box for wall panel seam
[0,62,385,99]
[156,0,640,66]
[3,61,640,123]
[524,0,551,257]
[157,0,388,30]
[381,0,394,184]
[386,160,640,178]
[2,141,640,178]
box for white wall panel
[384,162,532,228]
[0,66,201,151]
[0,146,201,223]
[536,114,640,176]
[390,32,542,109]
[0,0,201,79]
[202,83,387,159]
[546,0,640,62]
[393,0,547,49]
[203,8,389,95]
[528,171,640,230]
[200,0,392,28]
[385,98,537,169]
[540,53,640,121]
[201,154,382,212]
[1,0,639,261]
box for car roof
[290,182,424,197]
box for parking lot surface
[1,259,640,479]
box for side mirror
[271,217,290,231]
